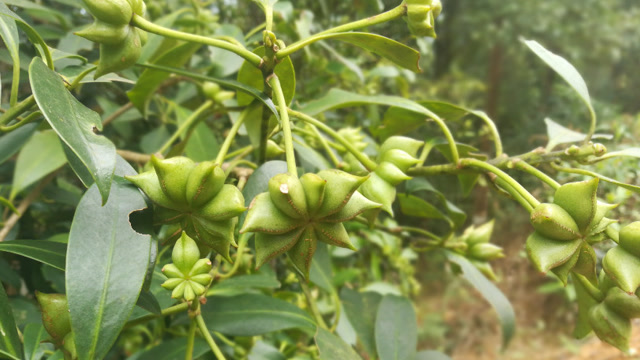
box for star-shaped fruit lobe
[240,170,381,278]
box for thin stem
[460,158,540,209]
[328,290,341,333]
[117,150,151,163]
[196,314,227,360]
[158,100,214,154]
[288,109,377,171]
[584,107,597,144]
[471,111,503,157]
[420,107,459,164]
[245,22,266,41]
[277,4,406,58]
[10,62,19,107]
[185,319,197,360]
[513,161,560,189]
[131,14,262,68]
[224,145,253,160]
[268,75,297,177]
[218,233,249,279]
[68,65,98,89]
[0,111,41,132]
[123,302,189,330]
[0,172,57,241]
[265,4,273,32]
[309,124,341,168]
[215,106,251,164]
[102,102,134,127]
[493,177,534,213]
[295,271,328,330]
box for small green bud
[468,243,504,261]
[172,232,201,274]
[161,278,184,290]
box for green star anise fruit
[240,170,381,278]
[526,178,617,284]
[161,232,213,301]
[602,222,640,293]
[125,156,246,261]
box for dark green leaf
[316,327,362,360]
[446,251,515,347]
[136,63,280,121]
[0,240,66,271]
[300,88,430,117]
[201,294,316,336]
[22,323,47,360]
[248,340,285,360]
[340,288,381,357]
[0,257,22,288]
[0,280,22,360]
[376,101,469,140]
[310,243,333,292]
[11,130,66,197]
[136,291,161,315]
[0,4,52,68]
[128,42,201,115]
[375,295,417,360]
[30,58,116,205]
[0,3,20,105]
[397,193,446,220]
[0,122,38,165]
[302,32,420,73]
[66,183,151,360]
[293,139,330,171]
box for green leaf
[11,130,66,197]
[208,274,281,296]
[30,58,116,205]
[0,4,52,68]
[375,295,417,360]
[201,294,316,336]
[522,39,595,125]
[0,240,66,271]
[293,139,330,171]
[237,46,295,107]
[599,148,640,160]
[446,251,515,347]
[310,243,333,292]
[0,122,38,165]
[416,350,452,360]
[0,280,22,360]
[397,193,446,220]
[544,118,612,151]
[136,290,161,315]
[315,327,362,360]
[248,340,285,360]
[128,42,202,116]
[376,100,468,140]
[22,323,47,360]
[66,182,152,360]
[300,32,421,73]
[300,88,433,118]
[340,288,381,357]
[130,337,209,360]
[405,178,467,227]
[136,63,280,122]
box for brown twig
[102,102,135,127]
[117,149,152,163]
[0,172,57,241]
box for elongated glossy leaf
[544,118,612,151]
[137,63,280,121]
[300,88,430,117]
[0,4,52,68]
[136,290,161,315]
[523,39,594,121]
[340,288,381,357]
[375,295,417,360]
[446,251,515,347]
[11,130,66,197]
[0,240,66,271]
[22,323,47,360]
[299,32,420,73]
[294,140,330,171]
[128,42,201,115]
[316,327,361,360]
[310,243,333,292]
[376,100,468,140]
[66,182,151,360]
[30,58,116,204]
[201,294,316,336]
[0,281,22,360]
[0,122,38,165]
